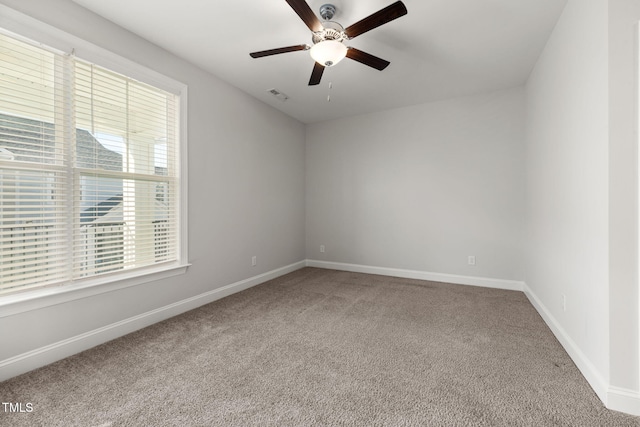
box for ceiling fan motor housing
[312,21,347,45]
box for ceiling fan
[249,0,408,86]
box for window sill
[0,263,191,318]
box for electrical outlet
[468,255,476,266]
[252,256,257,266]
[320,245,325,253]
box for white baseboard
[522,283,608,401]
[0,260,306,382]
[523,283,640,416]
[608,387,640,416]
[305,259,525,291]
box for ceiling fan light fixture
[310,40,348,67]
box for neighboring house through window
[0,29,186,296]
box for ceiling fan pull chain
[327,81,332,102]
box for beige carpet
[1,267,638,426]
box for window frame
[0,5,189,317]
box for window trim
[0,4,189,315]
[0,264,190,317]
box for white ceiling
[71,0,567,124]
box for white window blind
[0,31,181,295]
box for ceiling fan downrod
[319,4,336,21]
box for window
[0,30,185,296]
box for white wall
[525,0,640,411]
[306,88,526,282]
[0,0,306,370]
[608,0,640,396]
[525,0,609,383]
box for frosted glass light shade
[310,40,347,67]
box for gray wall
[526,0,639,402]
[0,0,306,361]
[525,0,610,385]
[306,88,526,281]
[608,0,640,394]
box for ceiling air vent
[267,88,289,102]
